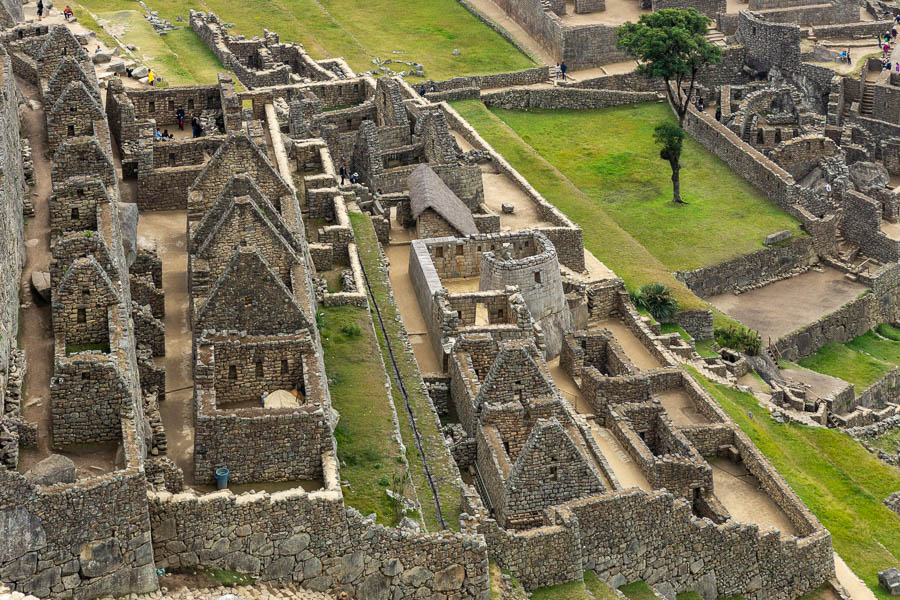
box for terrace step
[861,82,875,115]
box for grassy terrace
[798,330,899,392]
[690,369,900,599]
[350,211,462,531]
[486,103,804,272]
[77,0,533,81]
[74,4,229,86]
[320,306,409,526]
[449,99,741,327]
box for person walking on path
[339,164,347,185]
[191,115,201,138]
[560,62,568,81]
[147,69,155,86]
[36,0,43,20]
[63,5,73,20]
[176,107,185,130]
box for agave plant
[634,282,679,322]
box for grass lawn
[351,212,462,531]
[449,100,741,328]
[619,581,658,599]
[689,369,900,599]
[76,0,533,80]
[871,427,900,454]
[74,5,228,85]
[487,103,805,272]
[877,323,900,341]
[320,306,410,526]
[799,336,896,391]
[530,580,593,600]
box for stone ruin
[4,0,900,594]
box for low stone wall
[481,88,658,110]
[432,67,549,92]
[812,19,893,39]
[851,368,900,414]
[674,237,817,298]
[774,294,877,361]
[149,477,490,599]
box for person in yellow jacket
[147,69,155,87]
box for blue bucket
[215,466,229,489]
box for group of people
[417,83,436,96]
[338,164,359,185]
[151,108,205,141]
[35,1,74,21]
[552,62,568,82]
[838,49,851,64]
[881,29,897,58]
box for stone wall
[652,0,725,18]
[840,190,900,264]
[432,67,549,92]
[148,476,490,599]
[736,11,801,73]
[674,237,818,297]
[481,88,658,110]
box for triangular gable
[56,255,120,304]
[47,58,99,107]
[475,341,556,409]
[196,247,309,335]
[503,418,605,510]
[50,81,105,122]
[191,174,301,255]
[408,164,477,236]
[51,231,117,285]
[189,134,292,216]
[38,25,90,78]
[196,196,300,283]
[375,77,410,130]
[51,137,116,189]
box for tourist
[63,5,73,20]
[125,66,133,77]
[418,85,426,96]
[36,0,43,20]
[176,106,185,130]
[339,163,347,185]
[162,129,170,139]
[191,115,201,138]
[715,105,721,121]
[148,69,155,87]
[428,83,435,93]
[887,60,893,71]
[845,48,851,64]
[884,42,891,57]
[896,62,899,72]
[350,171,359,184]
[155,128,162,141]
[560,62,568,81]
[893,27,898,39]
[553,63,560,82]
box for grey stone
[764,230,792,246]
[108,60,126,74]
[381,558,403,577]
[849,161,890,194]
[265,556,295,579]
[654,582,675,600]
[281,533,310,555]
[223,551,261,574]
[24,454,76,486]
[879,568,900,595]
[92,50,114,64]
[359,573,390,600]
[1,551,37,581]
[305,575,333,592]
[0,508,46,564]
[79,538,123,578]
[303,557,322,579]
[400,566,433,587]
[131,65,149,78]
[30,270,51,302]
[339,550,366,583]
[433,564,464,592]
[697,570,718,600]
[117,202,138,267]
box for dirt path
[709,458,798,537]
[588,423,650,491]
[707,268,866,344]
[137,211,195,484]
[834,553,877,600]
[16,78,56,473]
[547,356,593,414]
[383,238,442,374]
[657,389,711,425]
[461,0,554,65]
[591,317,661,371]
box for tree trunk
[671,160,685,204]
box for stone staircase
[142,582,336,600]
[861,81,875,116]
[705,29,728,48]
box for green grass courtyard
[798,330,900,392]
[75,0,534,82]
[486,103,805,272]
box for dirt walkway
[709,458,798,537]
[547,357,593,414]
[591,317,661,371]
[707,268,867,344]
[561,0,649,26]
[383,236,442,374]
[834,553,878,600]
[589,423,650,491]
[137,211,196,484]
[657,389,711,425]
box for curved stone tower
[479,231,572,358]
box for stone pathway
[137,583,335,600]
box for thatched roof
[408,164,477,236]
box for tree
[630,283,679,321]
[654,122,686,204]
[617,9,722,127]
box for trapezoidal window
[435,247,444,259]
[76,308,86,323]
[168,99,175,112]
[67,125,75,137]
[149,101,155,112]
[549,466,558,481]
[255,360,264,377]
[281,359,289,375]
[228,365,237,380]
[534,271,542,284]
[455,245,464,256]
[71,207,79,220]
[188,98,195,109]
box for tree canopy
[617,9,722,125]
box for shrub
[341,323,362,338]
[714,325,761,355]
[631,282,679,322]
